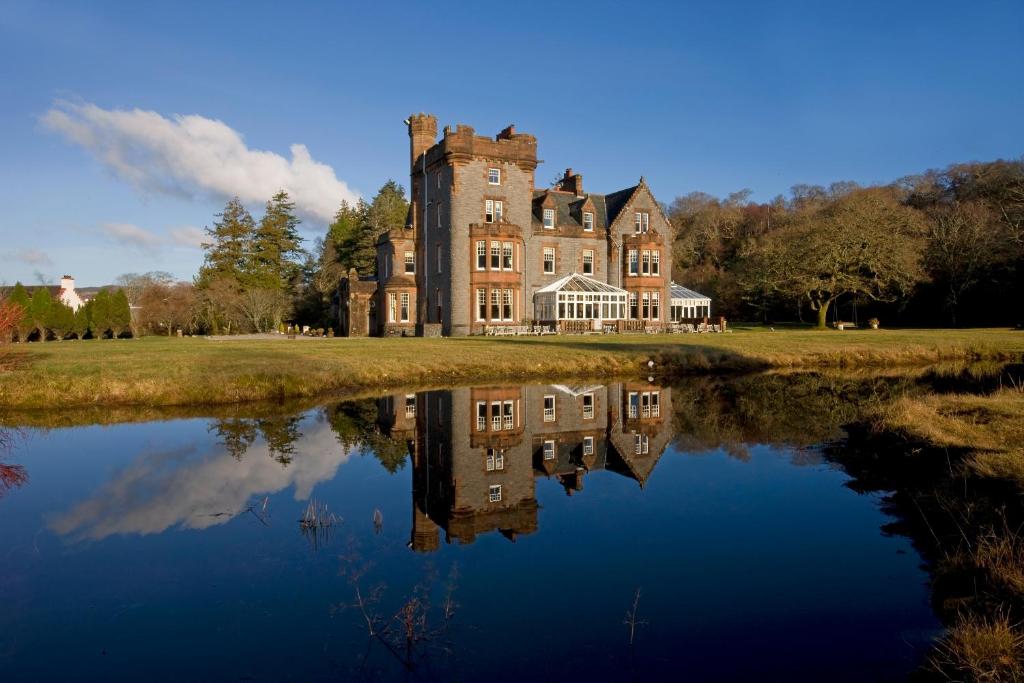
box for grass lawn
[0,326,1022,410]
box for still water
[0,378,940,681]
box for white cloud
[7,248,53,266]
[168,225,206,249]
[100,222,163,251]
[49,418,352,541]
[42,100,360,224]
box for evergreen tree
[197,197,256,288]
[46,302,74,339]
[71,305,90,340]
[28,288,52,342]
[109,289,133,338]
[8,283,33,342]
[90,290,112,339]
[332,182,408,275]
[250,190,304,290]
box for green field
[0,326,1022,410]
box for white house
[55,275,86,312]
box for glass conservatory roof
[670,282,711,302]
[536,273,628,295]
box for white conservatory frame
[670,282,711,321]
[534,273,629,328]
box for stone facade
[347,114,674,337]
[384,382,674,551]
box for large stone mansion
[338,114,711,336]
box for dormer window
[543,208,555,229]
[583,212,594,231]
[634,212,649,233]
[488,168,501,185]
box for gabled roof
[531,184,639,231]
[670,282,711,302]
[536,273,628,295]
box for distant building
[338,114,700,336]
[3,274,88,312]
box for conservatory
[670,282,711,321]
[534,273,629,330]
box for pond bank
[834,387,1024,681]
[0,328,1021,410]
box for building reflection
[375,383,674,552]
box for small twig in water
[623,587,647,646]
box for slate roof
[531,185,639,231]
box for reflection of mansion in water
[377,383,674,552]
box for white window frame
[583,436,594,455]
[488,167,501,185]
[491,241,501,270]
[485,199,495,223]
[489,484,502,503]
[388,292,397,323]
[502,242,513,270]
[503,400,514,430]
[543,440,555,460]
[477,401,487,431]
[543,395,556,422]
[405,394,416,418]
[494,200,503,223]
[486,448,505,471]
[476,241,486,270]
[641,250,650,276]
[399,292,410,322]
[582,250,594,275]
[543,247,555,274]
[404,251,415,274]
[628,249,639,276]
[582,393,594,419]
[502,289,513,321]
[476,288,486,321]
[652,250,660,275]
[491,289,501,321]
[543,208,555,229]
[583,211,594,231]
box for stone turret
[407,113,438,170]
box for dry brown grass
[0,327,1020,410]
[878,389,1024,486]
[930,611,1024,682]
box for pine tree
[90,290,112,339]
[29,288,52,342]
[8,283,33,342]
[197,197,256,288]
[250,190,304,290]
[71,305,90,340]
[46,302,74,340]
[109,289,133,338]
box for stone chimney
[556,168,584,196]
[407,113,438,169]
[496,124,516,140]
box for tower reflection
[376,383,674,552]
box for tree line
[0,283,131,342]
[669,158,1024,327]
[2,157,1019,341]
[103,182,409,337]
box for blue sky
[1,0,1022,286]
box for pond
[0,375,948,682]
